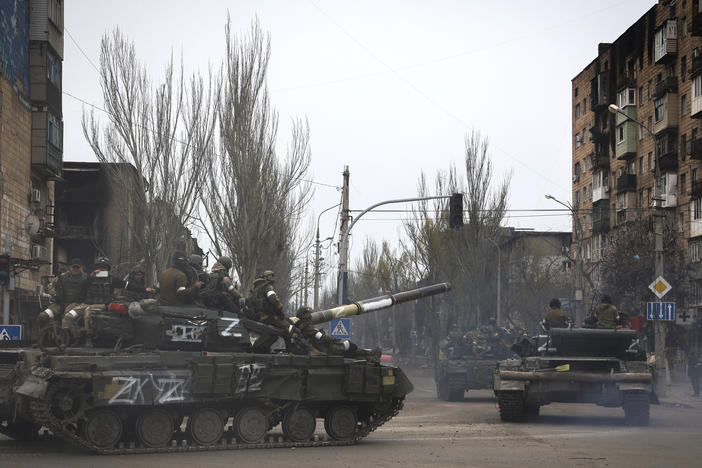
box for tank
[492,327,655,426]
[435,329,513,401]
[0,282,451,453]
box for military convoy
[0,282,451,454]
[493,327,655,426]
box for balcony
[653,93,679,134]
[690,138,702,160]
[590,72,610,110]
[615,117,638,161]
[693,12,702,36]
[617,174,637,191]
[692,180,702,198]
[691,56,702,79]
[654,76,678,98]
[654,20,677,64]
[590,152,610,171]
[592,203,610,233]
[616,208,636,225]
[657,150,678,172]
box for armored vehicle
[493,327,654,426]
[436,330,512,401]
[0,282,451,453]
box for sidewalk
[657,380,702,409]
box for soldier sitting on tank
[590,294,620,329]
[543,298,568,330]
[199,256,242,312]
[158,251,204,306]
[189,254,209,284]
[246,270,300,353]
[440,324,467,359]
[122,265,156,302]
[62,256,126,344]
[38,258,88,334]
[294,307,380,360]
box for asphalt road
[1,367,701,468]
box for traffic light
[0,254,10,286]
[449,193,464,229]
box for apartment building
[571,0,702,315]
[0,0,63,328]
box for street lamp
[545,194,584,325]
[486,236,502,327]
[608,103,667,397]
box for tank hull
[0,346,412,453]
[493,328,654,426]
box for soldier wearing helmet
[39,258,88,334]
[158,251,204,306]
[247,270,296,352]
[62,256,126,344]
[543,298,568,330]
[200,256,241,312]
[188,254,208,283]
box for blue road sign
[0,325,22,340]
[330,318,351,339]
[646,302,675,321]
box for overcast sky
[63,0,654,286]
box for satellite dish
[26,214,40,236]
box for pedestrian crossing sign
[0,325,22,340]
[330,318,351,339]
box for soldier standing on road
[592,295,620,329]
[38,258,88,332]
[158,251,204,306]
[543,298,568,330]
[688,354,701,397]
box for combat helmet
[296,306,313,321]
[94,256,112,270]
[189,254,203,269]
[218,256,233,271]
[253,270,275,286]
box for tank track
[496,391,525,422]
[446,374,466,401]
[28,396,404,454]
[622,390,650,426]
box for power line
[65,27,101,74]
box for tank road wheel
[136,409,174,448]
[234,406,268,444]
[447,374,466,402]
[436,377,450,401]
[188,407,225,446]
[282,406,316,442]
[497,391,525,422]
[82,409,123,449]
[622,390,650,426]
[324,406,357,441]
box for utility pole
[303,253,309,306]
[314,226,321,309]
[609,104,666,397]
[337,166,350,305]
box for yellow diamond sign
[648,276,671,299]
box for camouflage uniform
[294,307,378,360]
[122,265,154,302]
[39,266,88,331]
[594,303,619,329]
[62,257,125,341]
[544,307,568,329]
[199,258,241,312]
[247,271,294,353]
[440,326,466,359]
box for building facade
[0,0,63,330]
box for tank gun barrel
[309,282,451,325]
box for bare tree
[199,18,312,301]
[402,130,511,347]
[83,28,217,282]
